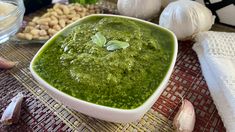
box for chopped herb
[68,0,98,4]
[33,17,175,109]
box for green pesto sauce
[33,16,175,109]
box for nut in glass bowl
[0,0,25,44]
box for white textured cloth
[193,31,235,131]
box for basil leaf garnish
[106,40,129,51]
[91,32,106,47]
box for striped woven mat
[2,0,234,130]
[0,40,226,131]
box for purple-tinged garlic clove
[173,99,196,132]
[0,92,24,125]
[0,57,18,69]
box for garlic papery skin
[1,93,24,125]
[173,99,196,132]
[159,0,215,40]
[117,0,161,19]
[0,57,18,69]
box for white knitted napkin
[193,31,235,131]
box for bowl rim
[30,14,178,113]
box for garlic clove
[0,57,18,69]
[0,92,24,125]
[173,99,196,132]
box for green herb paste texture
[33,17,174,109]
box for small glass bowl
[0,0,25,44]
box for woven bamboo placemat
[1,39,229,132]
[0,42,174,131]
[1,1,235,131]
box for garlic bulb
[159,0,215,40]
[117,0,161,19]
[173,99,196,132]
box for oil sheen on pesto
[33,17,175,109]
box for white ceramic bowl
[30,14,178,123]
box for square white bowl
[30,14,178,123]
